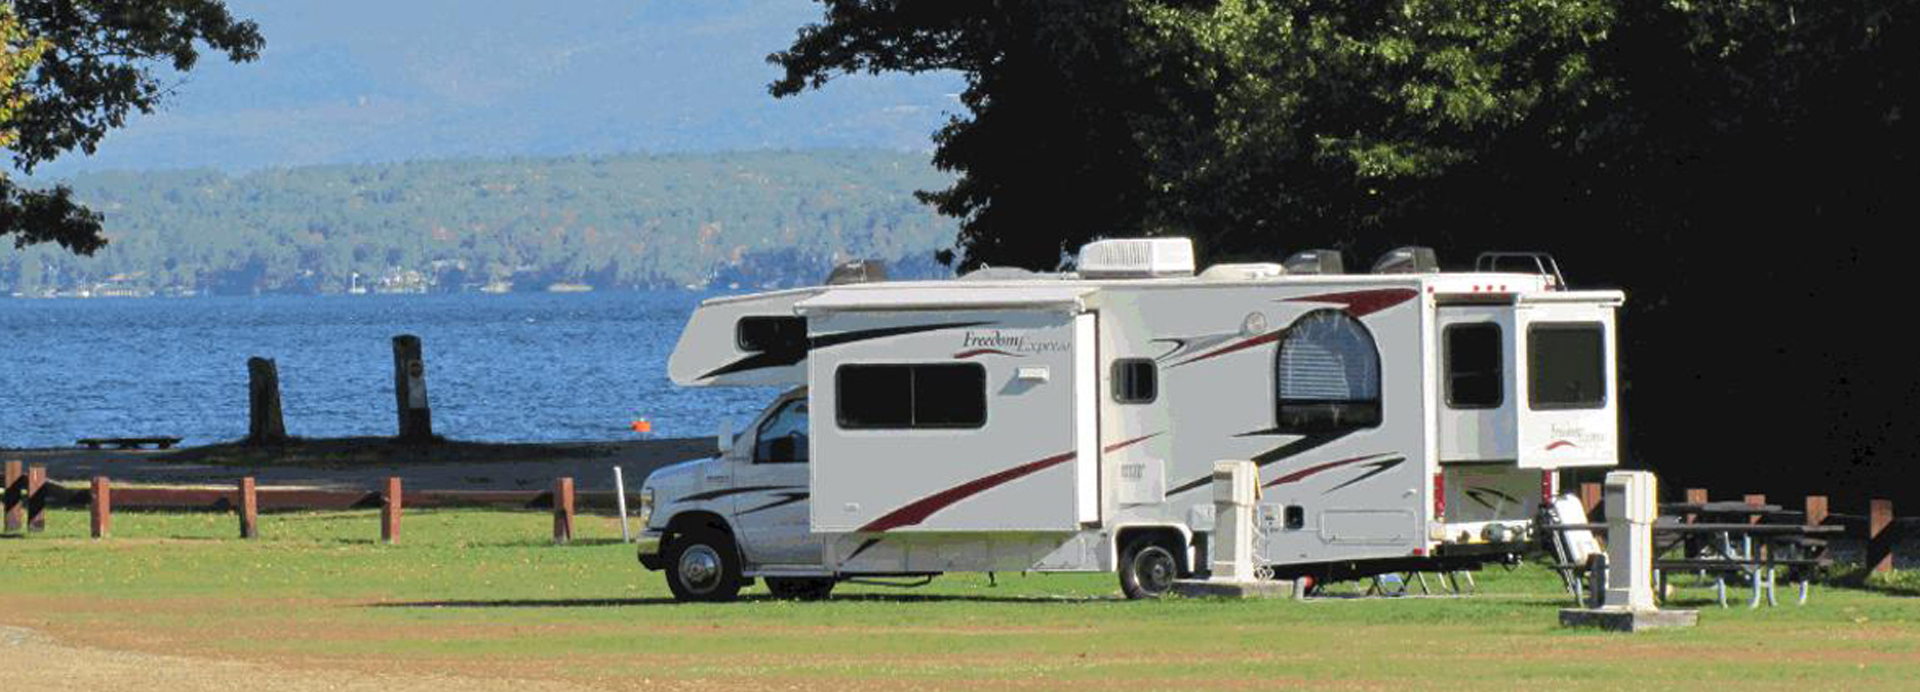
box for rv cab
[636,238,1626,601]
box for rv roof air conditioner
[1371,246,1440,274]
[1198,263,1286,281]
[1077,237,1195,279]
[825,259,887,285]
[1282,249,1345,275]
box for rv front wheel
[665,526,743,602]
[1119,539,1179,600]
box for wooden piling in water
[238,477,259,539]
[553,477,575,545]
[90,477,111,539]
[1869,499,1894,573]
[246,357,289,445]
[26,466,46,532]
[382,477,402,544]
[391,336,433,443]
[3,460,21,534]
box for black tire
[664,525,744,602]
[1119,538,1181,600]
[765,577,836,601]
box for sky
[35,0,966,177]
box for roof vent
[1199,263,1286,281]
[1283,249,1345,275]
[1078,238,1195,279]
[1371,246,1439,274]
[825,259,887,285]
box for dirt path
[5,625,596,692]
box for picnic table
[1545,500,1841,608]
[76,437,183,450]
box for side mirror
[716,418,733,454]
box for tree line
[769,1,1918,504]
[4,150,957,296]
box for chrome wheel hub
[678,545,722,593]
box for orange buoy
[630,419,652,433]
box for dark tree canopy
[1,0,263,254]
[773,0,1920,505]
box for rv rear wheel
[766,577,836,601]
[665,526,743,602]
[1119,539,1180,600]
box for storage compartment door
[809,309,1087,533]
[1516,302,1619,469]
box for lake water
[0,292,779,448]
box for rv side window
[1445,323,1503,409]
[736,316,807,353]
[1528,322,1606,410]
[836,363,987,429]
[1111,359,1157,404]
[1274,310,1382,432]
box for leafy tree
[769,0,1612,269]
[1,0,263,254]
[772,1,1920,503]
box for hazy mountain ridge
[7,150,959,297]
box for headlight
[637,486,655,525]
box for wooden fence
[1576,482,1913,573]
[6,464,598,546]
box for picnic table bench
[1544,499,1843,608]
[77,437,183,450]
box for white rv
[634,238,1623,601]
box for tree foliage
[774,0,1920,502]
[0,0,262,254]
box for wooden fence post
[246,357,289,445]
[553,477,574,545]
[391,336,433,443]
[90,476,111,539]
[1684,488,1708,523]
[1805,495,1829,527]
[1868,499,1894,574]
[238,477,259,539]
[382,477,402,544]
[26,466,46,532]
[3,460,21,534]
[1579,482,1602,516]
[1745,494,1767,524]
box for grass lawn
[3,508,1917,691]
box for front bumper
[636,532,664,571]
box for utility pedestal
[1560,471,1698,631]
[1173,460,1297,599]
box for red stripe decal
[1104,432,1161,453]
[1169,329,1286,367]
[860,432,1162,533]
[953,348,1022,359]
[1286,288,1419,318]
[1263,453,1395,488]
[1546,440,1578,451]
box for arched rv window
[1274,310,1382,432]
